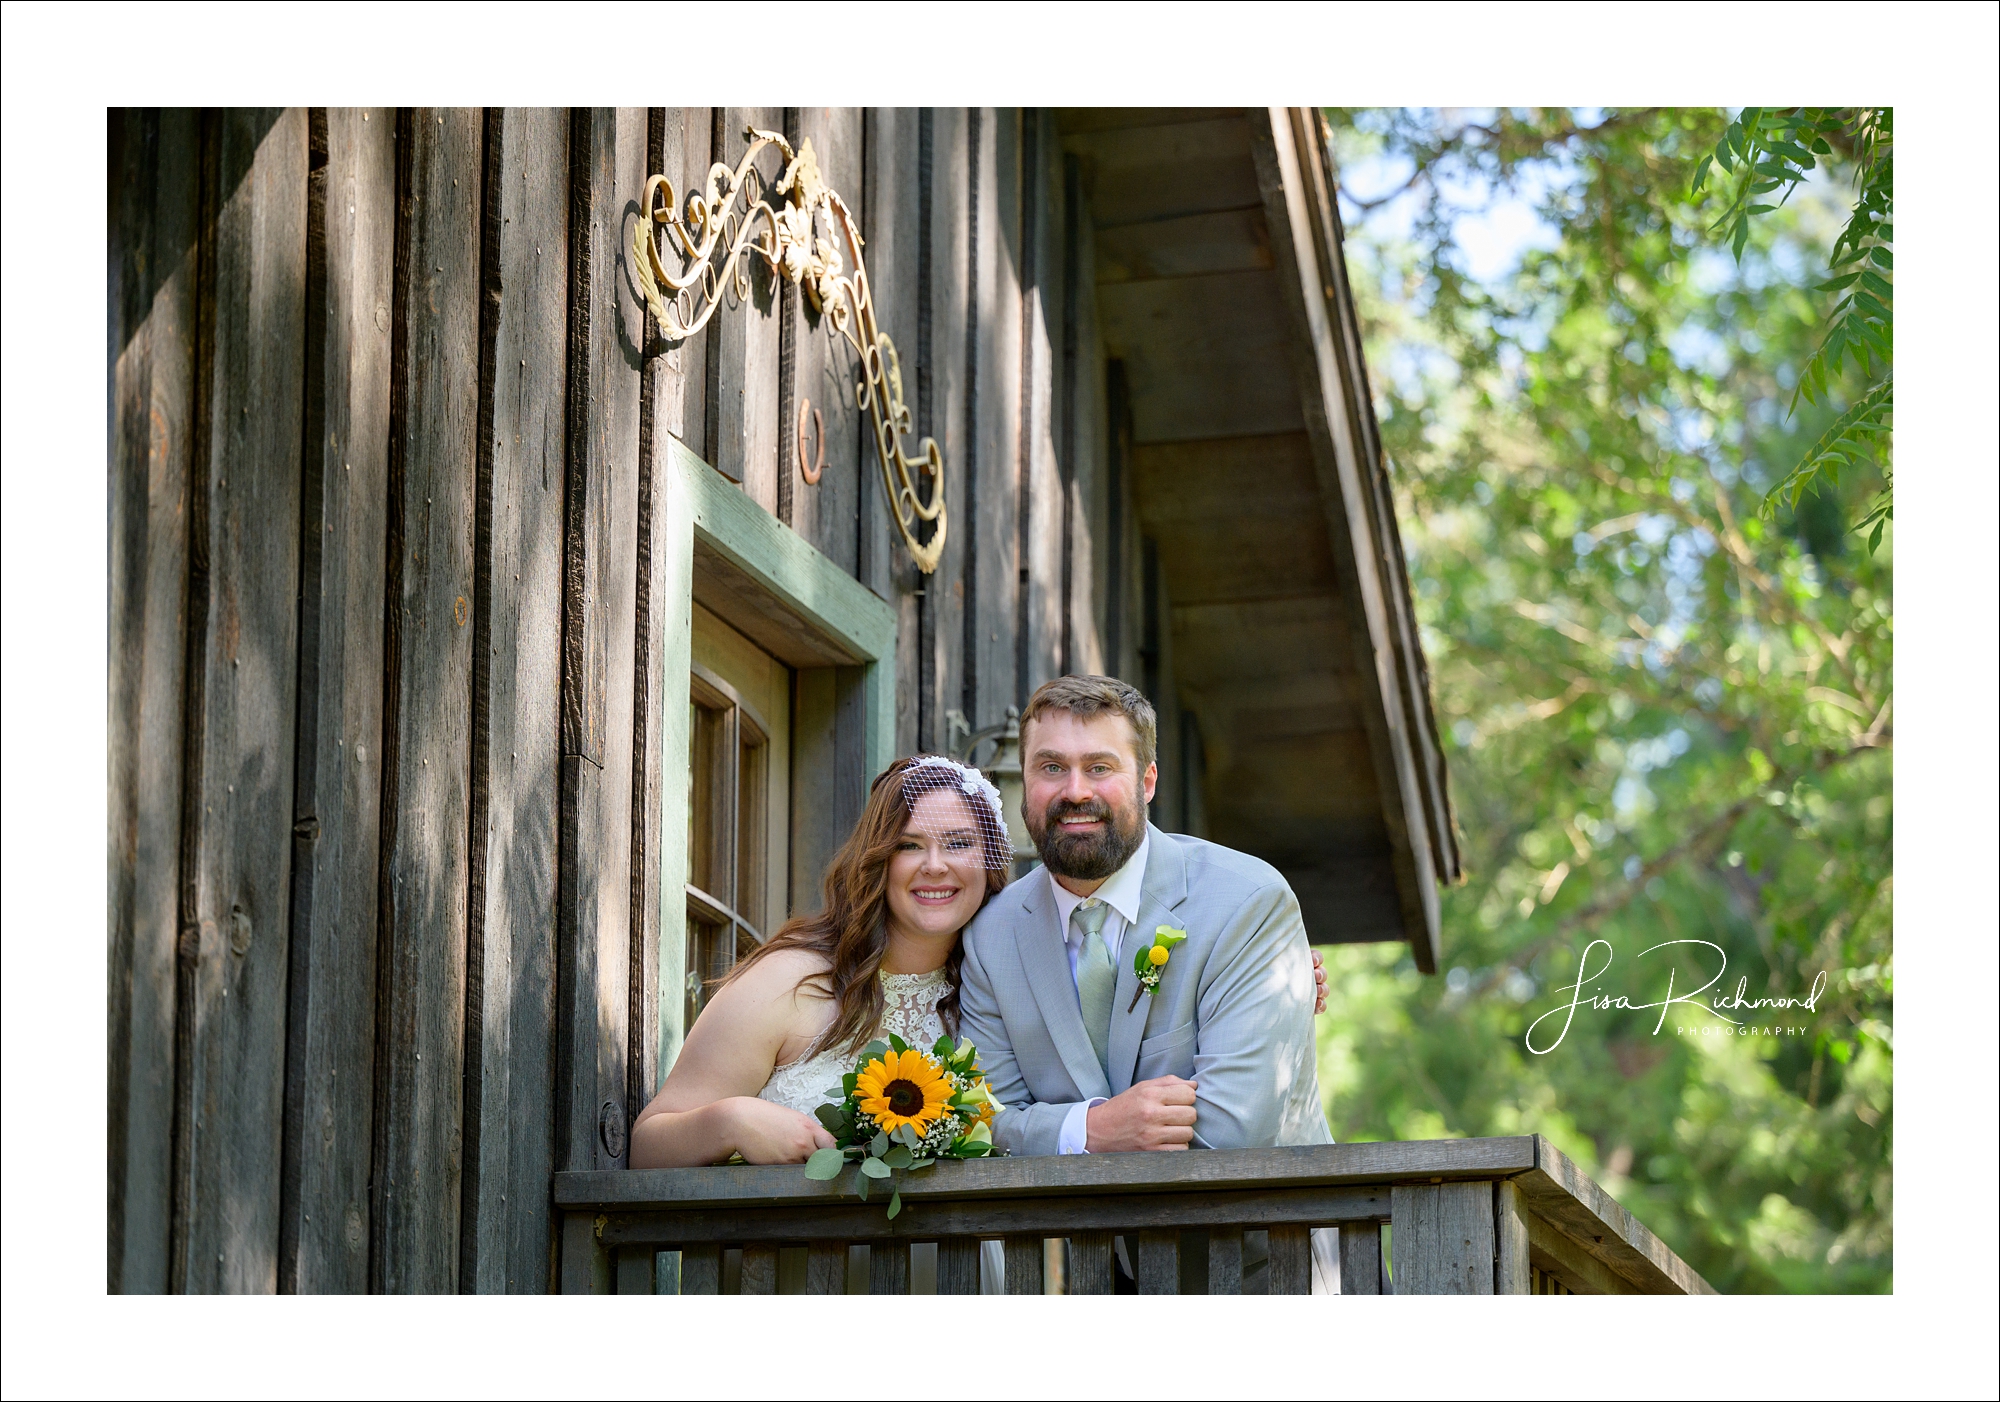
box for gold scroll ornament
[634,129,946,573]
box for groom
[958,675,1338,1286]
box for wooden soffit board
[1065,107,1452,972]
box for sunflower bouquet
[801,1034,1003,1218]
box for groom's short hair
[1020,675,1158,771]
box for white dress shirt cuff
[1058,1098,1107,1154]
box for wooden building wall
[107,106,1143,1294]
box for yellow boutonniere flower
[1129,926,1189,1010]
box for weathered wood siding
[108,106,1127,1294]
[108,106,1447,1293]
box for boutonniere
[1127,926,1189,1011]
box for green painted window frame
[654,436,898,1078]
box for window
[657,442,892,1072]
[685,666,772,1028]
[682,601,791,1033]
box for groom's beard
[1029,792,1147,881]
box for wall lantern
[634,128,949,573]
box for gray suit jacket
[959,824,1333,1157]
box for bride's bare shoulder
[721,946,834,1005]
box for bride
[629,754,1015,1171]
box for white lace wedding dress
[757,968,955,1119]
[758,967,1004,1293]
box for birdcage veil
[885,755,1014,871]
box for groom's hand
[1084,1076,1198,1152]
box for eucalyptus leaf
[814,1105,844,1133]
[871,1131,890,1156]
[860,1040,889,1062]
[859,1156,891,1179]
[803,1147,847,1181]
[886,1190,903,1220]
[884,1146,914,1169]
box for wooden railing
[553,1135,1713,1295]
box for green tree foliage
[1695,107,1893,548]
[1316,108,1892,1293]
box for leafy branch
[1694,108,1893,548]
[1765,378,1894,551]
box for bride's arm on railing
[628,951,837,1170]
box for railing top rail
[556,1135,1714,1295]
[1515,1138,1715,1295]
[559,1137,1539,1210]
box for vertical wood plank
[1013,108,1064,701]
[789,107,864,577]
[279,104,394,1296]
[708,108,783,510]
[1207,1228,1243,1295]
[650,107,709,449]
[860,107,922,759]
[461,106,568,1294]
[1069,1230,1114,1295]
[1494,1180,1531,1295]
[936,1236,981,1295]
[869,1239,911,1294]
[1004,1234,1045,1295]
[777,1245,808,1294]
[1269,1224,1312,1295]
[680,1242,721,1294]
[805,1239,848,1294]
[372,105,481,1294]
[973,107,1021,724]
[1390,1182,1496,1294]
[1103,359,1136,682]
[175,105,308,1295]
[108,106,199,1295]
[923,107,970,753]
[1062,129,1107,675]
[1339,1221,1383,1295]
[558,1212,602,1294]
[454,105,506,1296]
[1135,1229,1179,1295]
[615,1247,656,1295]
[739,1244,779,1295]
[626,105,682,1142]
[554,107,647,1182]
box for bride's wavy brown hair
[719,756,1011,1058]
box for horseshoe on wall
[796,398,825,485]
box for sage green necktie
[1071,899,1116,1077]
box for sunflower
[854,1048,953,1135]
